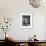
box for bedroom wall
[0,0,46,40]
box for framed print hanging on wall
[21,13,32,28]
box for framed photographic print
[21,13,32,28]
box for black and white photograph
[22,15,30,26]
[21,13,32,28]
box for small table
[5,39,46,46]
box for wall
[0,0,46,40]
